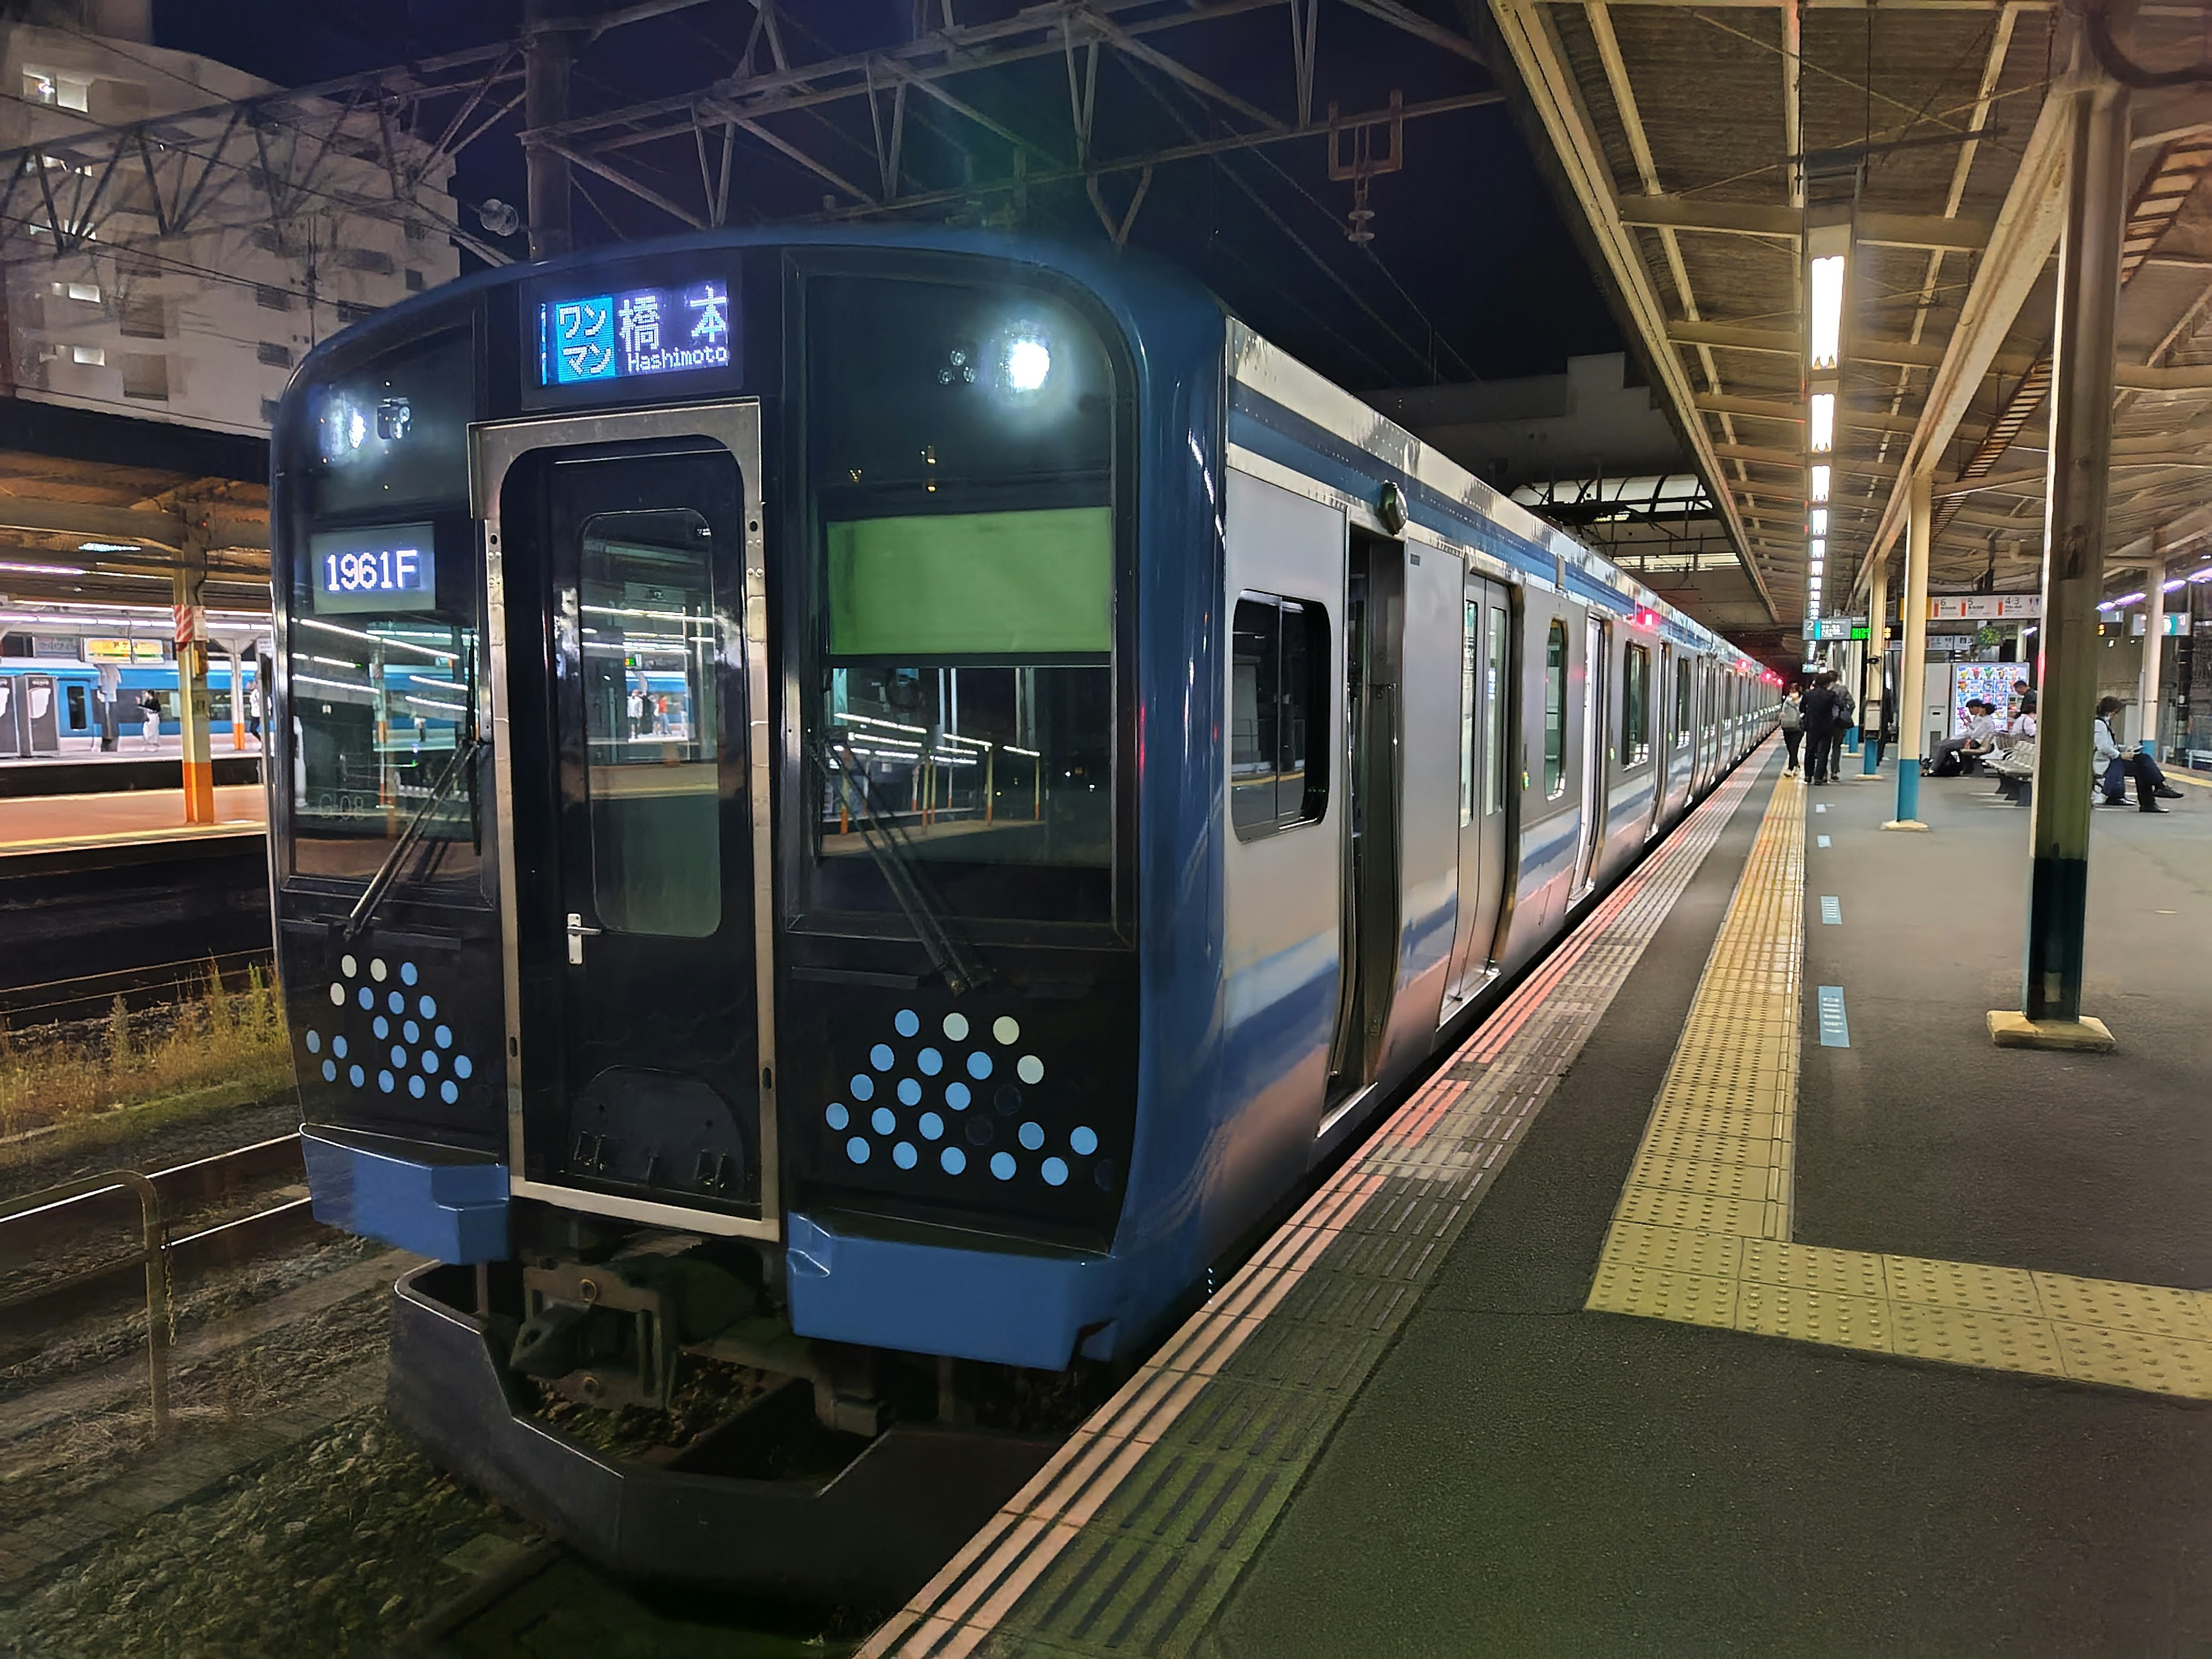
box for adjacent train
[0,657,262,751]
[271,227,1774,1593]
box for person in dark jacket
[1801,673,1840,784]
[1825,676,1856,782]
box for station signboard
[1929,594,2040,620]
[1809,616,1867,641]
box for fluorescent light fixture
[1808,254,1846,370]
[1809,562,1824,578]
[2191,566,2212,584]
[1810,464,1831,503]
[1809,509,1828,535]
[2098,600,2118,611]
[77,541,138,554]
[0,560,84,575]
[1808,392,1835,454]
[2162,578,2184,592]
[1809,537,1825,565]
[2111,590,2146,607]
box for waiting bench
[1987,737,2036,800]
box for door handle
[566,911,601,965]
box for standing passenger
[139,689,161,749]
[1778,687,1804,776]
[1801,673,1839,785]
[1826,675,1855,783]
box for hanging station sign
[1929,594,2040,621]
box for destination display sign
[536,276,734,388]
[310,522,438,614]
[1930,594,2040,620]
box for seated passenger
[2009,691,2037,740]
[2093,696,2182,812]
[1929,700,1998,776]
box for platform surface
[0,783,264,857]
[862,744,2212,1658]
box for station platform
[0,742,262,800]
[864,741,2212,1657]
[0,783,263,858]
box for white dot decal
[1017,1055,1044,1085]
[1070,1126,1099,1156]
[919,1112,944,1141]
[892,1142,918,1170]
[872,1107,896,1134]
[1018,1121,1044,1150]
[340,955,358,978]
[370,959,387,982]
[1042,1157,1069,1187]
[990,1152,1016,1180]
[329,983,345,1006]
[825,1102,849,1131]
[942,1012,969,1040]
[847,1137,871,1165]
[993,1016,1021,1045]
[941,1146,967,1175]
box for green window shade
[827,506,1112,657]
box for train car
[268,228,1773,1597]
[0,657,264,749]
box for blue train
[0,657,264,747]
[271,228,1773,1597]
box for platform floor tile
[1588,766,2212,1403]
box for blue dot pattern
[401,961,418,986]
[320,961,477,1119]
[826,1008,1099,1191]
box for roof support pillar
[1884,474,1933,831]
[524,0,574,260]
[2003,65,2131,1051]
[2138,533,2166,756]
[172,537,215,826]
[1860,556,1888,775]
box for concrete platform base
[1880,818,1930,832]
[1986,1010,2117,1052]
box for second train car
[272,226,1775,1590]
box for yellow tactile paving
[1588,767,2212,1400]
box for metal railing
[0,1170,170,1434]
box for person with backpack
[1778,685,1805,776]
[1801,673,1839,785]
[1825,675,1856,782]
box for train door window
[1458,599,1477,827]
[64,683,86,731]
[578,509,721,937]
[1623,644,1650,766]
[1232,592,1328,838]
[1484,605,1509,815]
[1675,657,1692,746]
[1542,619,1566,798]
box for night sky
[155,0,1627,392]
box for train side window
[1623,644,1650,766]
[1484,605,1509,815]
[1231,593,1328,839]
[1675,657,1691,746]
[1542,619,1566,799]
[1458,600,1477,828]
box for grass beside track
[0,964,291,1150]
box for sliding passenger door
[1446,577,1512,1006]
[1326,533,1403,1104]
[1571,613,1608,901]
[476,404,778,1239]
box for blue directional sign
[538,276,734,388]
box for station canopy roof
[1487,0,2212,638]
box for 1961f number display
[309,522,438,613]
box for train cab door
[1570,613,1608,902]
[475,403,778,1240]
[1446,577,1512,1006]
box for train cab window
[1542,620,1566,798]
[577,510,720,937]
[1623,643,1650,766]
[1484,606,1509,815]
[1675,657,1692,746]
[803,269,1127,927]
[1232,593,1328,839]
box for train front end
[267,234,1224,1593]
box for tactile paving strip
[1587,770,2212,1400]
[859,757,1775,1659]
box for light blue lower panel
[301,1128,509,1264]
[786,1211,1127,1370]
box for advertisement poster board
[1950,662,2021,736]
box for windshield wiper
[343,735,482,943]
[810,732,993,996]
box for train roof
[290,225,1767,677]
